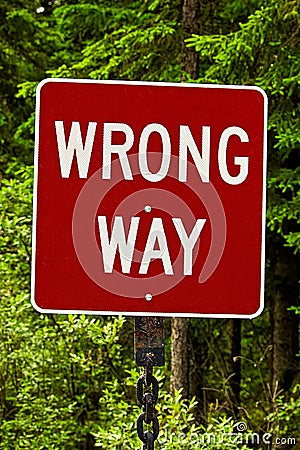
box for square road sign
[31,79,267,318]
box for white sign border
[31,78,268,319]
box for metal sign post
[134,317,164,449]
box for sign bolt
[145,293,153,301]
[144,205,152,213]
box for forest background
[0,0,299,449]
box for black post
[134,317,165,366]
[134,317,165,449]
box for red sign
[31,79,267,317]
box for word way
[97,216,206,275]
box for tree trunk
[272,250,299,393]
[181,0,199,78]
[228,319,241,418]
[272,250,299,392]
[170,0,200,399]
[188,320,208,424]
[170,318,189,397]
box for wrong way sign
[31,79,267,317]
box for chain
[136,353,159,450]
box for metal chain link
[136,353,159,449]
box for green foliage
[267,168,300,253]
[0,311,129,448]
[268,384,300,440]
[50,0,181,82]
[94,376,253,450]
[0,3,58,172]
[0,165,129,448]
[0,165,33,292]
